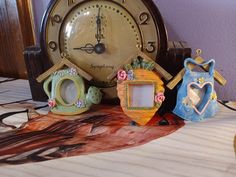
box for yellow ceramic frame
[126,81,156,110]
[117,69,165,125]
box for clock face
[42,0,167,98]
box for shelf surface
[0,77,235,177]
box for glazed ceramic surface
[44,68,102,115]
[173,58,218,121]
[117,59,165,125]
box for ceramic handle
[43,76,53,98]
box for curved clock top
[41,0,167,88]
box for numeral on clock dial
[51,15,62,26]
[48,41,58,51]
[68,0,75,6]
[139,12,150,25]
[146,41,156,53]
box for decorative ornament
[173,58,219,122]
[155,92,166,103]
[76,100,86,108]
[42,67,102,116]
[48,99,56,108]
[117,70,127,81]
[211,92,217,100]
[116,52,170,126]
[127,70,135,80]
[198,77,205,84]
[69,68,78,76]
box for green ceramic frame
[56,76,85,107]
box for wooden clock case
[24,0,191,113]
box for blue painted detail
[173,58,218,122]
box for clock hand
[73,43,95,54]
[94,7,106,54]
[73,43,106,55]
[96,7,102,44]
[73,8,106,55]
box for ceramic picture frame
[173,58,219,121]
[37,58,102,116]
[114,52,171,125]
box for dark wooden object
[0,0,35,79]
[24,46,48,101]
[159,41,192,76]
[16,0,35,47]
[158,41,192,115]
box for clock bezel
[40,0,168,71]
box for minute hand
[96,7,103,43]
[93,7,106,54]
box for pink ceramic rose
[48,99,56,108]
[117,70,127,81]
[155,93,165,103]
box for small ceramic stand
[167,50,227,122]
[108,51,173,126]
[37,58,102,116]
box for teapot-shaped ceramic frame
[44,68,102,115]
[36,58,101,116]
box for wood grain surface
[234,135,236,157]
[0,78,235,177]
[0,0,34,79]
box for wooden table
[0,77,235,177]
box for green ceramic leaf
[124,64,133,71]
[128,58,155,71]
[132,58,141,69]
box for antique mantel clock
[25,0,191,109]
[38,0,168,100]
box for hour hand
[73,43,95,54]
[73,43,105,55]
